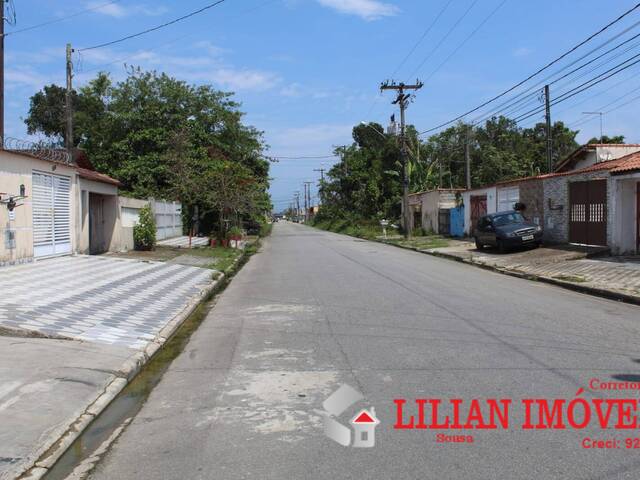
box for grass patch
[553,274,588,283]
[313,218,451,249]
[313,218,387,240]
[186,246,243,272]
[391,236,450,250]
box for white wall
[611,175,639,254]
[462,186,497,235]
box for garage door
[32,172,72,258]
[569,180,607,247]
[498,186,519,212]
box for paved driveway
[0,255,213,349]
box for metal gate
[32,172,72,258]
[569,180,607,246]
[470,195,487,233]
[438,209,451,235]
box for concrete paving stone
[0,256,213,349]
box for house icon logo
[351,408,380,448]
[322,384,380,448]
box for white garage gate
[498,186,520,212]
[32,171,72,258]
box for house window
[361,431,368,442]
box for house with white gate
[0,149,125,266]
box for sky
[5,0,640,212]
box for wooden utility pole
[304,181,313,222]
[465,127,472,190]
[66,44,74,161]
[0,1,5,144]
[313,168,325,182]
[381,80,423,239]
[544,84,553,173]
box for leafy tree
[587,135,625,144]
[25,68,271,234]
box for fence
[151,200,183,240]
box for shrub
[134,205,156,251]
[227,226,244,240]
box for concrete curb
[14,271,228,480]
[378,239,640,307]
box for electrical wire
[470,23,640,126]
[78,0,228,52]
[407,0,480,81]
[513,53,640,124]
[419,2,640,135]
[390,0,455,79]
[4,0,122,36]
[423,0,509,83]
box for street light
[582,112,604,143]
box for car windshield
[492,212,525,227]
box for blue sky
[5,0,640,211]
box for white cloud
[206,68,281,91]
[513,47,533,58]
[269,123,353,153]
[85,1,168,18]
[316,0,399,20]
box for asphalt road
[89,222,640,480]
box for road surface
[89,222,640,480]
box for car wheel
[497,239,507,253]
[475,238,484,250]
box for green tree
[587,135,625,144]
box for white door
[32,172,72,258]
[498,186,519,212]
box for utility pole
[66,44,74,161]
[295,192,301,223]
[544,84,553,173]
[313,168,325,205]
[381,80,423,239]
[465,127,472,190]
[0,0,5,144]
[304,181,313,223]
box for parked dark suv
[474,211,543,252]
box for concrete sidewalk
[418,240,640,304]
[0,256,217,480]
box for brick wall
[518,179,544,227]
[542,172,613,245]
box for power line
[77,0,277,74]
[423,0,509,83]
[471,22,640,126]
[4,0,122,37]
[513,53,640,124]
[419,2,640,135]
[78,0,229,52]
[407,0,480,81]
[390,0,455,78]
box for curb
[378,239,640,307]
[14,269,228,480]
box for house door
[569,180,607,246]
[32,172,72,258]
[470,195,487,233]
[89,194,106,254]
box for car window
[493,212,525,227]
